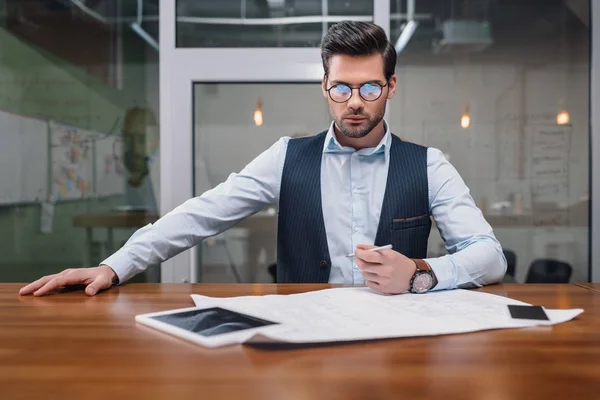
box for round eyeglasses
[325,81,389,103]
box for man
[121,106,160,214]
[20,21,506,297]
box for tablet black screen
[150,307,278,337]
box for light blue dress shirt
[103,121,506,290]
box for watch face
[413,273,433,293]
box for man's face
[322,53,396,139]
[124,129,148,174]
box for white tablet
[135,306,280,348]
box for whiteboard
[0,113,125,205]
[0,111,48,205]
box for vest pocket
[391,215,430,230]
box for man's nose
[347,89,364,110]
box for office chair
[525,259,572,284]
[503,249,517,277]
[268,263,277,283]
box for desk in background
[482,200,589,227]
[73,210,278,283]
[73,211,159,267]
[2,283,599,399]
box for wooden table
[1,283,599,399]
[575,282,600,293]
[73,211,159,267]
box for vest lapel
[277,132,332,283]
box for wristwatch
[409,259,437,294]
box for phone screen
[507,305,550,321]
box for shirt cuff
[101,250,137,285]
[424,256,456,291]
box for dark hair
[321,21,397,81]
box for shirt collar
[323,120,391,156]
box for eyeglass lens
[329,83,383,102]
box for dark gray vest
[276,131,431,283]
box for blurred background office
[0,1,595,286]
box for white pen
[346,244,392,258]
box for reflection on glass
[194,83,330,283]
[388,0,590,283]
[0,2,160,283]
[176,0,374,47]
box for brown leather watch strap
[412,258,431,272]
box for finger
[364,271,392,286]
[361,271,383,282]
[358,262,394,280]
[366,279,395,295]
[33,270,88,297]
[354,257,382,271]
[20,269,76,295]
[365,280,382,292]
[20,274,59,295]
[355,248,385,264]
[356,244,377,251]
[85,274,112,296]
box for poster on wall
[49,122,96,201]
[528,124,572,209]
[49,121,126,202]
[94,133,126,197]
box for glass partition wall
[1,1,594,285]
[161,0,596,284]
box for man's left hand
[354,244,417,294]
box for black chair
[268,263,277,283]
[503,249,517,277]
[525,259,572,283]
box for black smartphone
[507,305,550,321]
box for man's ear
[322,75,328,99]
[387,74,397,99]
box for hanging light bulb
[461,103,471,129]
[556,100,569,125]
[556,110,569,125]
[461,113,471,129]
[254,98,263,126]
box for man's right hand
[19,265,118,297]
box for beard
[332,104,386,139]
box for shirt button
[320,261,329,269]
